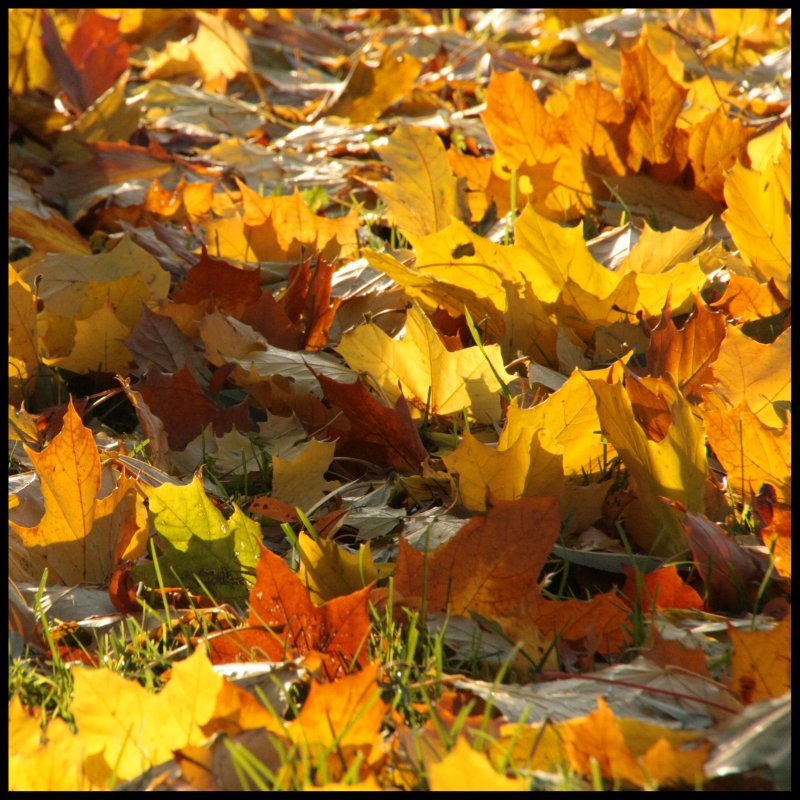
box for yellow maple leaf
[44,301,133,374]
[143,10,252,82]
[336,303,513,424]
[9,696,106,790]
[723,159,791,297]
[481,68,564,168]
[702,404,790,504]
[372,124,467,238]
[324,44,421,124]
[729,610,791,704]
[561,697,710,788]
[271,438,340,511]
[69,647,224,783]
[9,400,143,584]
[443,427,563,512]
[620,32,689,167]
[585,363,707,556]
[237,179,360,262]
[711,326,791,428]
[297,532,378,604]
[288,662,387,760]
[8,265,39,406]
[428,737,528,791]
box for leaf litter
[8,7,791,791]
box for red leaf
[621,564,704,612]
[172,248,262,317]
[136,364,253,451]
[65,11,131,106]
[315,372,427,472]
[683,510,769,611]
[209,546,372,680]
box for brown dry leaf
[683,510,769,612]
[172,248,262,317]
[315,372,427,472]
[62,10,131,107]
[136,364,254,452]
[728,610,791,704]
[9,400,142,585]
[753,484,791,579]
[372,124,467,237]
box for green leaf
[133,475,261,604]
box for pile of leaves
[8,8,791,791]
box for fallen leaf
[324,44,421,123]
[728,610,791,704]
[621,564,704,612]
[271,438,340,511]
[68,647,226,783]
[585,362,707,556]
[428,737,527,791]
[481,68,564,168]
[723,159,791,296]
[209,546,372,680]
[683,510,769,612]
[710,325,790,428]
[442,427,563,512]
[702,404,790,504]
[142,10,253,84]
[620,32,689,167]
[394,495,561,620]
[131,475,262,604]
[172,247,262,317]
[9,400,142,585]
[337,303,513,424]
[646,295,727,400]
[135,364,254,452]
[561,697,711,788]
[315,372,427,472]
[372,124,466,237]
[297,532,379,604]
[237,179,360,262]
